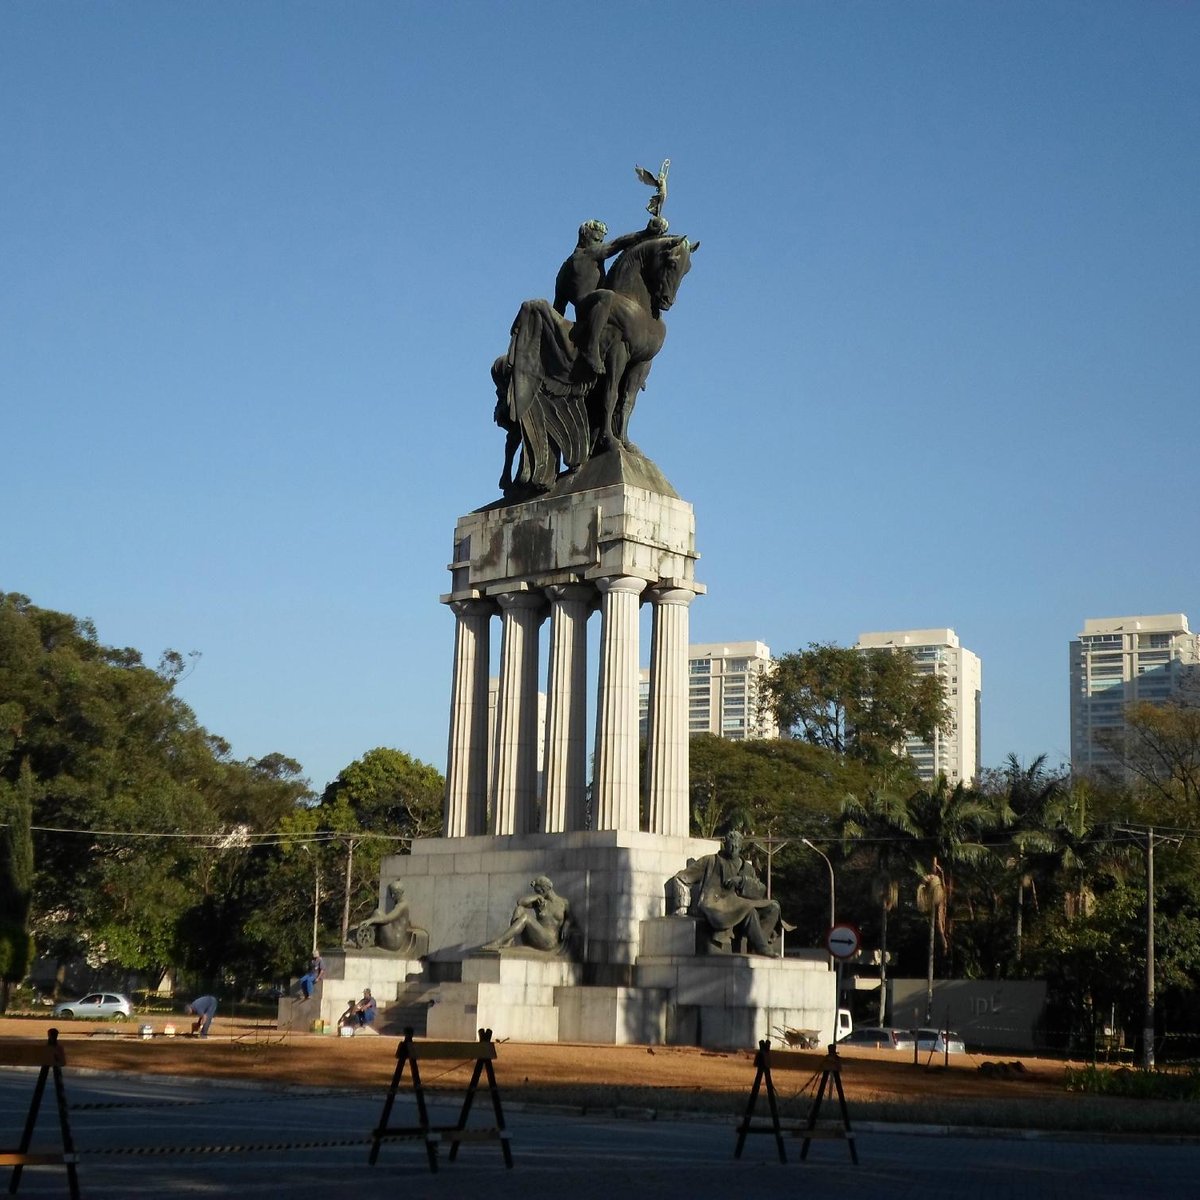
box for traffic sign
[825,922,861,960]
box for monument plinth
[443,447,704,840]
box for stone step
[384,1002,432,1037]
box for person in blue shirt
[186,995,217,1038]
[355,989,376,1027]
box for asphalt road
[1,1069,1194,1199]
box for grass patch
[1065,1064,1200,1102]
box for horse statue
[492,233,698,499]
[574,233,697,452]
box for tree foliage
[0,592,313,992]
[0,760,36,1009]
[315,747,446,942]
[763,642,950,765]
[320,747,444,840]
[687,734,885,838]
[1098,698,1200,816]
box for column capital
[644,584,698,608]
[593,575,646,598]
[449,597,497,619]
[494,589,547,614]
[545,582,596,607]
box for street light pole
[802,838,836,971]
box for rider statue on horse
[492,161,698,500]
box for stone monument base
[637,918,836,1048]
[287,851,839,1050]
[423,954,584,1041]
[276,948,425,1033]
[375,829,720,979]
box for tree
[840,769,920,1022]
[1098,698,1200,817]
[0,760,36,1010]
[983,754,1066,966]
[763,642,950,765]
[904,778,997,1016]
[321,747,444,839]
[174,753,314,988]
[0,592,313,991]
[686,735,870,839]
[319,748,445,941]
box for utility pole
[747,831,791,899]
[341,835,356,944]
[1116,823,1180,1070]
[1143,826,1155,1070]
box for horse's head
[649,235,697,316]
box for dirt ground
[0,1014,1072,1113]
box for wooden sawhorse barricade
[2,1028,80,1199]
[369,1027,512,1173]
[734,1041,858,1166]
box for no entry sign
[825,922,862,960]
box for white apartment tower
[640,641,778,742]
[854,629,982,786]
[1070,614,1200,776]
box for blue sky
[5,2,1197,793]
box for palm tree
[994,753,1064,964]
[906,777,997,1021]
[841,769,919,1024]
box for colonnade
[442,576,698,839]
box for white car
[52,992,132,1020]
[838,1026,916,1051]
[914,1027,966,1054]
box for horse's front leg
[598,342,630,450]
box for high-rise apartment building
[1069,614,1200,776]
[854,629,982,786]
[639,641,778,742]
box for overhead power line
[10,824,414,844]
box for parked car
[838,1026,916,1051]
[52,993,132,1021]
[914,1027,966,1054]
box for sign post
[825,923,861,1044]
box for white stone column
[592,575,645,832]
[443,598,494,838]
[644,586,696,837]
[541,583,594,833]
[490,590,546,836]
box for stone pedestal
[378,830,717,977]
[636,921,838,1049]
[333,452,829,1050]
[425,954,584,1042]
[276,948,426,1033]
[340,836,839,1051]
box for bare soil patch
[0,1014,1067,1114]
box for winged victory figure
[635,159,670,221]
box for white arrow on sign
[825,922,861,959]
